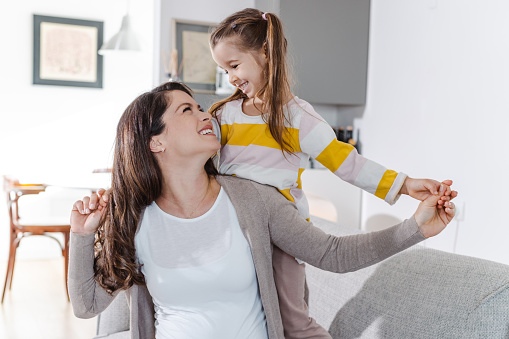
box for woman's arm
[257,183,453,273]
[69,191,119,318]
[68,232,118,318]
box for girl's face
[151,90,220,159]
[211,39,267,99]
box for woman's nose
[201,111,212,121]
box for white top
[135,188,268,339]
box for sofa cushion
[306,217,509,339]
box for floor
[0,258,96,339]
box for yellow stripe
[221,123,301,152]
[374,170,398,200]
[296,168,305,189]
[220,124,231,145]
[278,188,295,203]
[315,139,354,172]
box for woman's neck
[155,163,219,218]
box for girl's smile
[211,38,267,99]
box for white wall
[0,0,256,261]
[0,0,153,261]
[0,0,154,178]
[361,0,509,265]
[156,0,254,84]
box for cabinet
[279,0,370,105]
[301,169,362,229]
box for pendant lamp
[99,2,140,54]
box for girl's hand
[401,178,458,208]
[414,191,455,238]
[70,189,108,235]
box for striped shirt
[213,97,406,220]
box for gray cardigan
[69,175,425,339]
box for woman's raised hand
[414,188,456,238]
[71,189,109,235]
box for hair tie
[231,22,237,28]
[262,12,268,21]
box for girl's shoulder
[222,98,243,111]
[217,98,244,121]
[286,96,317,115]
[285,96,326,128]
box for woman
[69,82,455,339]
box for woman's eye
[183,107,191,113]
[232,65,238,69]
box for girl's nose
[228,73,238,85]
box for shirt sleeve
[298,104,406,205]
[68,232,120,318]
[257,182,425,272]
[212,117,222,145]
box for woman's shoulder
[216,175,283,202]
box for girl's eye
[232,65,238,69]
[199,108,204,112]
[183,107,191,113]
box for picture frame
[33,15,103,88]
[172,19,217,94]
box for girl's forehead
[215,38,244,53]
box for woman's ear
[150,137,165,153]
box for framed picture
[172,19,217,93]
[33,15,103,88]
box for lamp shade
[99,15,140,54]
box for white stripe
[211,117,221,144]
[385,172,407,205]
[294,191,310,220]
[300,120,336,158]
[353,159,387,195]
[221,100,303,129]
[219,163,299,191]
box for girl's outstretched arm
[400,178,458,207]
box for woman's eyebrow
[175,102,199,111]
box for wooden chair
[2,176,71,303]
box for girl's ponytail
[262,12,294,153]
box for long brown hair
[94,82,218,293]
[209,8,294,153]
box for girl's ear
[149,137,164,153]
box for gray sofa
[93,217,509,338]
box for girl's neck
[242,93,295,117]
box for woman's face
[152,90,220,159]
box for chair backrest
[3,176,47,228]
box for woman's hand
[70,189,108,235]
[414,190,456,238]
[401,178,458,208]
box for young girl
[209,8,455,338]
